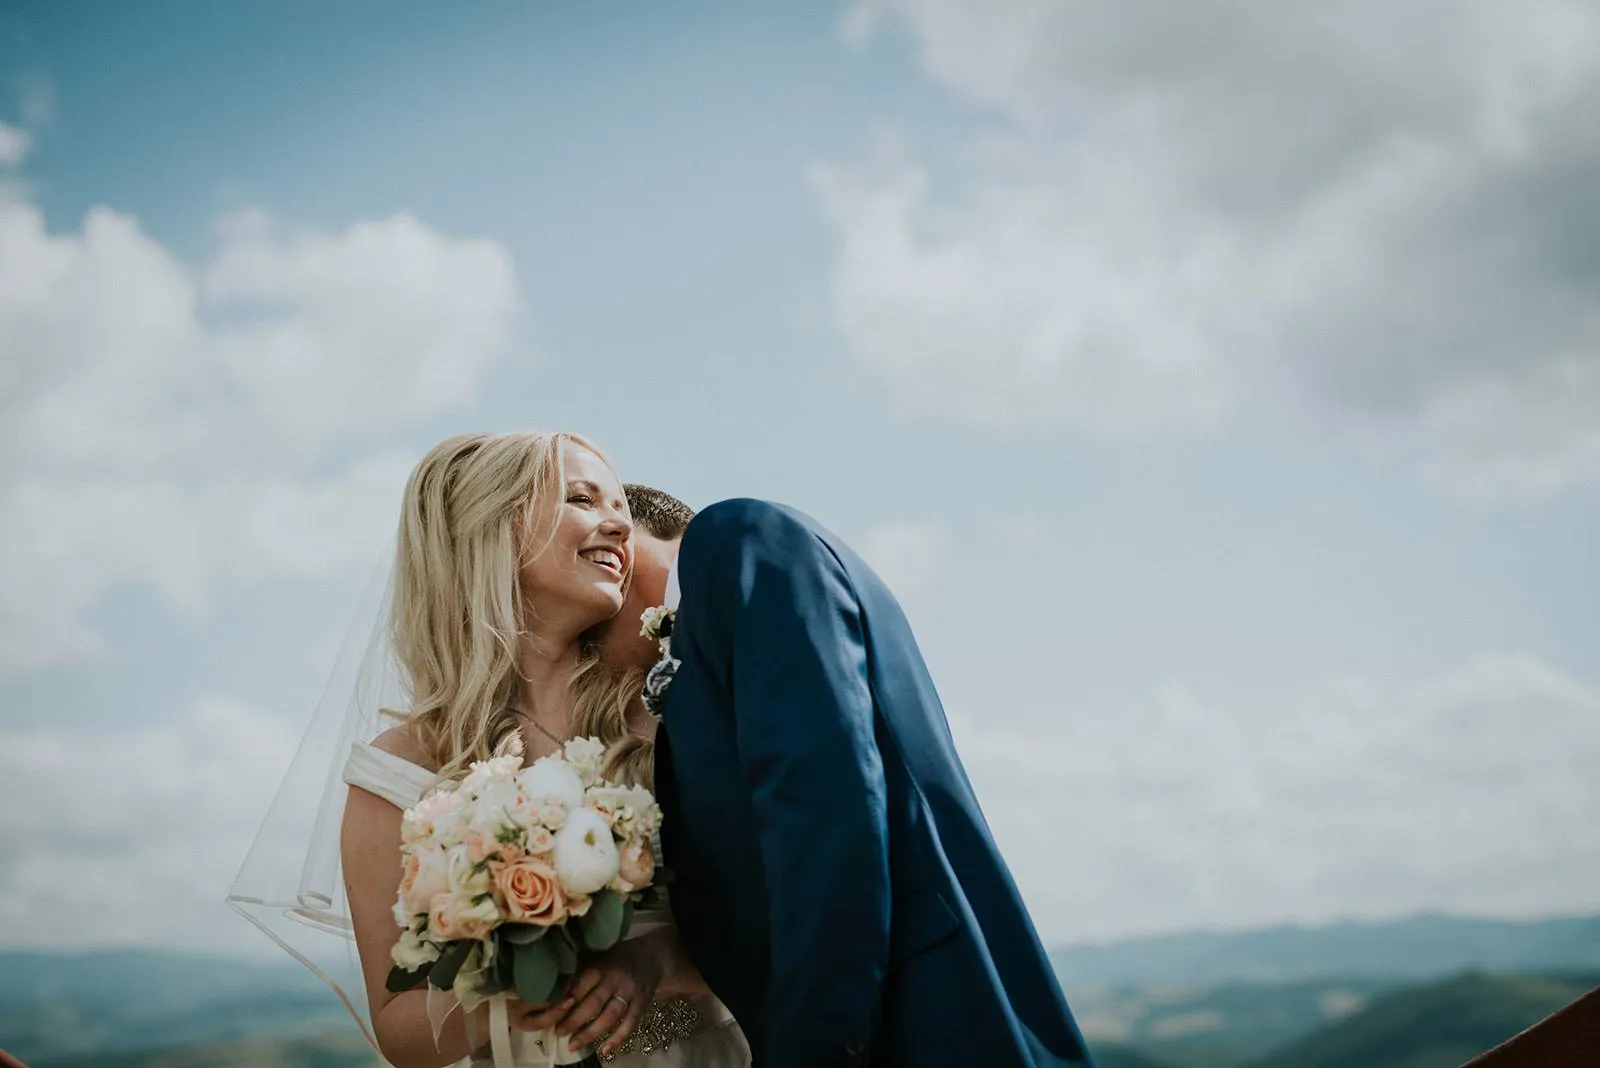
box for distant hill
[28,973,1574,1068]
[1068,977,1398,1067]
[1085,1043,1191,1068]
[1053,914,1600,986]
[0,949,361,1066]
[1246,971,1600,1068]
[0,948,326,1010]
[5,919,1598,1067]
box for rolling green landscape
[3,915,1596,1068]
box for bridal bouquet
[387,736,660,1054]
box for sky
[1,0,1597,959]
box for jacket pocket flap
[891,886,962,960]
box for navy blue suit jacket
[655,499,1092,1068]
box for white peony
[563,737,607,788]
[392,925,441,971]
[551,807,620,894]
[517,756,585,811]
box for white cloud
[0,191,520,675]
[0,122,30,167]
[1417,356,1600,501]
[811,142,1232,434]
[823,1,1600,493]
[858,520,948,598]
[951,653,1600,943]
[0,696,302,952]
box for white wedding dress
[344,741,752,1068]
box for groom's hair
[625,484,695,540]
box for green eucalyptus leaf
[428,939,475,991]
[495,932,517,990]
[513,938,561,1006]
[553,928,578,973]
[502,923,547,945]
[385,961,431,993]
[582,891,626,951]
[477,970,510,999]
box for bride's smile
[517,442,634,633]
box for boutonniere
[640,605,675,645]
[640,606,679,719]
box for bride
[230,430,748,1068]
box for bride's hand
[514,938,664,1057]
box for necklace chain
[509,706,567,748]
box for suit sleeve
[676,499,891,1068]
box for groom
[600,487,1093,1068]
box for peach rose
[616,839,655,892]
[526,826,555,854]
[492,855,567,926]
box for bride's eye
[568,494,594,506]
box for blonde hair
[390,431,652,787]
